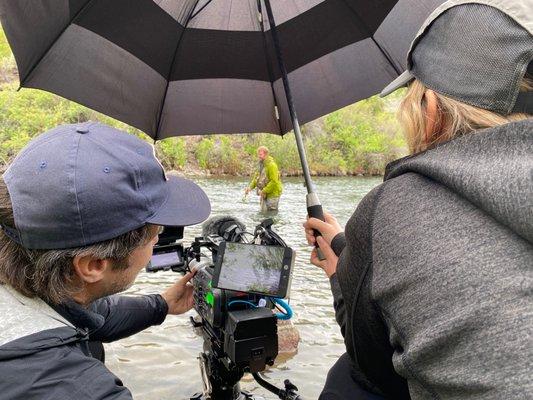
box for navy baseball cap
[1,122,211,249]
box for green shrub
[156,137,187,169]
[0,28,11,59]
[195,138,215,169]
[321,92,407,174]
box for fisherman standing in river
[245,146,283,212]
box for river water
[105,176,382,399]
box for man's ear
[72,255,112,284]
[424,89,440,144]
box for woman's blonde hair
[398,77,533,154]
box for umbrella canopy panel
[0,0,444,139]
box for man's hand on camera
[303,211,343,246]
[310,236,338,278]
[161,271,196,315]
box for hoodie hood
[385,119,532,244]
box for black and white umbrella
[0,0,443,138]
[0,0,443,220]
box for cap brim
[147,176,211,226]
[379,70,415,97]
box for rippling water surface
[105,176,381,399]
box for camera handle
[252,373,305,400]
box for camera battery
[224,308,278,373]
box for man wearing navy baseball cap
[0,122,211,399]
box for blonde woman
[304,1,532,399]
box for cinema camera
[147,216,304,400]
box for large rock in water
[277,320,300,359]
[241,320,300,382]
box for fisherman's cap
[380,0,533,115]
[1,122,211,249]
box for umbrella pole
[263,0,326,237]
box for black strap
[88,340,106,363]
[512,92,533,114]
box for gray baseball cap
[1,122,211,249]
[380,0,533,115]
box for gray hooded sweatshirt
[328,119,532,399]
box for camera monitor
[212,242,294,298]
[150,250,183,271]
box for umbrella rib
[257,0,284,135]
[154,0,201,141]
[189,0,214,21]
[18,0,97,88]
[340,0,402,75]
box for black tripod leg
[252,373,304,400]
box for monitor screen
[216,242,286,296]
[151,251,182,269]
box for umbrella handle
[307,203,326,261]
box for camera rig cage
[147,217,304,400]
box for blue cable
[227,298,293,320]
[272,298,293,320]
[228,300,258,309]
